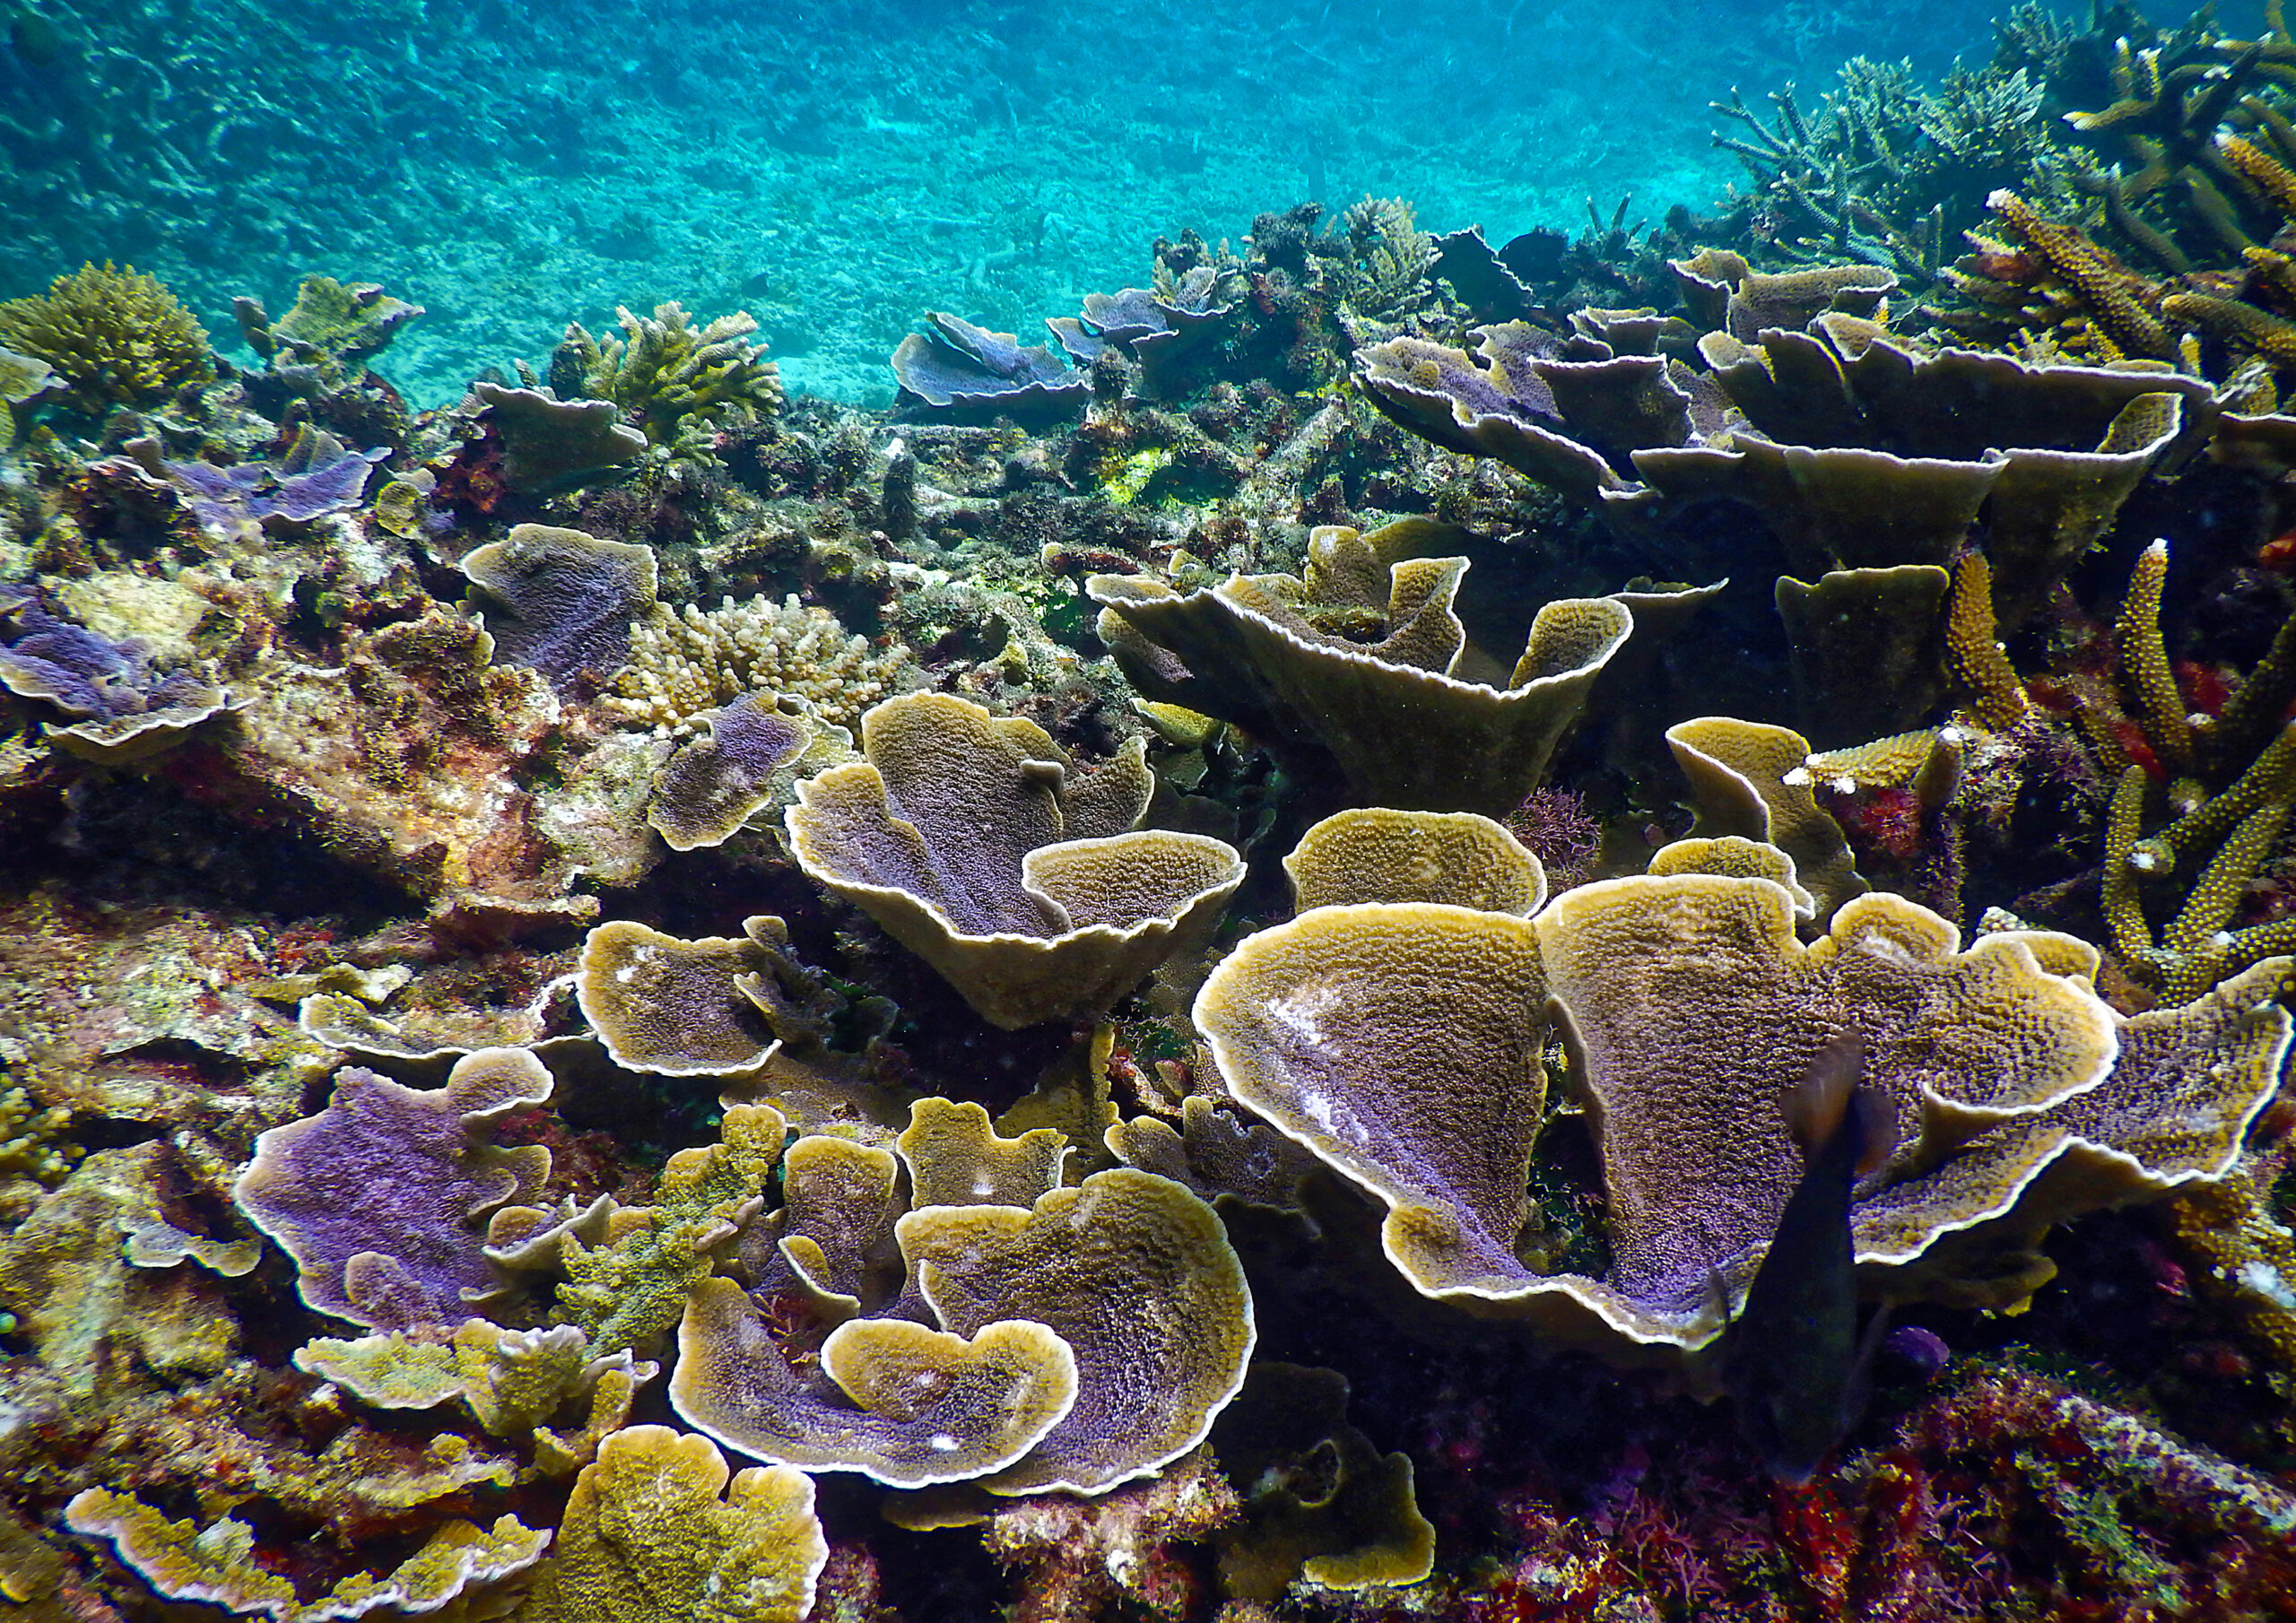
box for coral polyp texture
[1198,829,2291,1355]
[20,5,2296,1609]
[786,691,1245,1028]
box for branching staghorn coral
[2097,540,2296,1000]
[0,260,211,415]
[603,593,909,736]
[552,300,783,462]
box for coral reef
[11,14,2296,1610]
[0,260,210,416]
[604,592,909,736]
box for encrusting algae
[8,4,2296,1617]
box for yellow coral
[0,261,212,414]
[554,1105,787,1358]
[1942,552,2029,730]
[603,594,908,735]
[1983,190,2172,360]
[0,1083,80,1219]
[556,301,781,459]
[517,1427,826,1623]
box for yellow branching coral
[1969,191,2172,360]
[603,594,909,736]
[517,1426,827,1623]
[0,261,212,414]
[1943,552,2031,730]
[2118,539,2196,772]
[555,301,782,458]
[552,1104,787,1358]
[2163,291,2296,369]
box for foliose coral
[785,691,1245,1028]
[1196,821,2291,1357]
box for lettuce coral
[785,691,1244,1028]
[232,1048,556,1330]
[1090,520,1633,817]
[1196,825,2292,1358]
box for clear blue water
[4,0,2088,406]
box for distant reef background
[0,0,2020,405]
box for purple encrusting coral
[230,1051,556,1331]
[0,586,208,722]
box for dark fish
[1720,1028,1898,1486]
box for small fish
[1720,1028,1898,1486]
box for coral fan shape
[461,524,658,693]
[0,586,230,762]
[1089,541,1632,816]
[1854,957,2295,1280]
[233,1048,554,1329]
[1284,807,1547,914]
[1196,901,1554,1298]
[1194,833,2213,1353]
[674,1280,1083,1489]
[470,381,649,494]
[901,1167,1256,1495]
[1534,874,2118,1315]
[786,692,1243,1028]
[891,311,1087,416]
[517,1426,826,1623]
[1667,716,1865,920]
[577,919,787,1075]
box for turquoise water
[4,0,2022,407]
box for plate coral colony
[6,3,2296,1620]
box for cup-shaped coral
[1089,521,1633,817]
[1196,830,2292,1359]
[785,692,1244,1028]
[671,1098,1255,1497]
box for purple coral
[891,311,1087,418]
[232,1050,554,1330]
[109,430,387,543]
[0,586,212,724]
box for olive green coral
[0,261,212,414]
[64,1491,546,1623]
[512,1426,827,1623]
[0,1083,78,1219]
[554,300,783,459]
